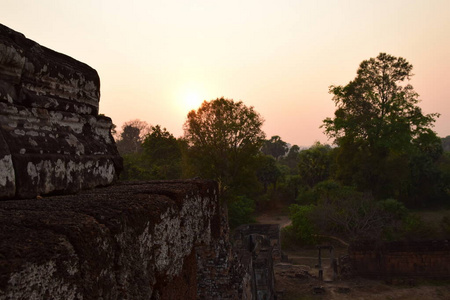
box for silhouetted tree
[116,119,150,155]
[183,97,265,195]
[256,154,281,193]
[261,135,289,160]
[322,53,441,202]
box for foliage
[255,154,282,193]
[292,182,408,243]
[295,179,343,205]
[118,124,183,181]
[322,53,441,202]
[298,142,333,188]
[261,135,289,160]
[399,213,439,241]
[115,119,151,155]
[141,125,182,179]
[289,204,317,245]
[280,144,301,174]
[183,97,265,195]
[312,189,390,242]
[120,153,153,181]
[227,195,256,229]
[290,180,444,244]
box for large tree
[322,53,441,201]
[183,97,265,195]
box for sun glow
[184,91,204,112]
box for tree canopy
[141,125,182,179]
[323,53,439,150]
[322,53,441,201]
[115,119,150,155]
[261,135,289,160]
[183,97,265,195]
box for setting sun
[184,92,204,112]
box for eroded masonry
[0,24,256,300]
[0,23,122,199]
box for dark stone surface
[0,24,122,199]
[0,180,251,299]
[233,224,279,300]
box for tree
[116,119,151,155]
[322,53,440,201]
[281,144,301,174]
[261,136,289,160]
[141,125,182,179]
[255,154,281,193]
[298,142,333,188]
[183,97,265,195]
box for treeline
[114,54,450,243]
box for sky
[2,0,449,147]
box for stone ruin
[349,240,450,279]
[0,24,255,299]
[0,23,122,199]
[233,224,281,300]
[0,180,253,299]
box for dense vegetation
[114,55,450,243]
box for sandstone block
[0,24,121,199]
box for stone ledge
[0,180,226,299]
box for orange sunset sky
[2,0,449,147]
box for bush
[378,198,409,219]
[228,196,256,229]
[400,213,440,240]
[289,204,317,245]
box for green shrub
[228,196,256,229]
[289,204,317,245]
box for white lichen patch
[13,129,25,136]
[27,161,39,185]
[0,154,15,186]
[54,159,65,179]
[26,160,66,193]
[6,261,82,300]
[149,191,216,278]
[65,134,85,155]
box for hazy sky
[2,0,449,147]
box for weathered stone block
[0,180,249,299]
[0,24,121,199]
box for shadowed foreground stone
[0,23,121,199]
[0,180,250,299]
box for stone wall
[0,180,249,299]
[349,240,450,278]
[0,23,121,199]
[233,224,279,300]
